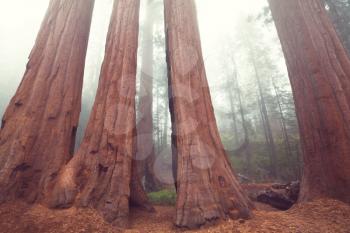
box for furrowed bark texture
[49,0,151,228]
[164,0,253,229]
[268,0,350,203]
[0,0,94,203]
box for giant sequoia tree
[268,0,350,203]
[0,0,94,203]
[49,0,151,228]
[164,0,253,228]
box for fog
[0,0,267,115]
[0,0,299,182]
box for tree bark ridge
[268,0,350,203]
[0,0,94,204]
[164,0,253,229]
[49,0,152,228]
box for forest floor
[0,198,350,233]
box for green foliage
[226,138,301,183]
[147,189,176,206]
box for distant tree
[226,56,253,177]
[271,74,301,180]
[251,51,278,179]
[136,0,161,192]
[237,18,280,179]
[221,14,302,182]
[225,69,240,147]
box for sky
[0,0,48,95]
[0,0,271,118]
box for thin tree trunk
[0,0,94,203]
[155,80,161,152]
[233,62,252,177]
[164,0,253,228]
[136,0,160,192]
[49,0,152,228]
[226,84,239,147]
[271,76,297,179]
[258,96,269,143]
[227,56,252,174]
[251,56,278,178]
[162,87,169,149]
[269,0,350,203]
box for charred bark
[0,0,94,203]
[269,0,350,203]
[49,0,151,228]
[164,0,253,229]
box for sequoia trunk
[268,0,350,203]
[164,0,253,229]
[49,0,151,228]
[0,0,94,203]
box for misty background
[0,0,300,182]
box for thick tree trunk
[49,0,151,228]
[0,0,94,203]
[136,0,161,192]
[268,0,350,203]
[164,0,253,229]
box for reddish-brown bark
[268,0,350,203]
[0,0,94,203]
[49,0,151,228]
[164,0,253,229]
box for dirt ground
[0,199,349,233]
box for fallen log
[257,181,300,210]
